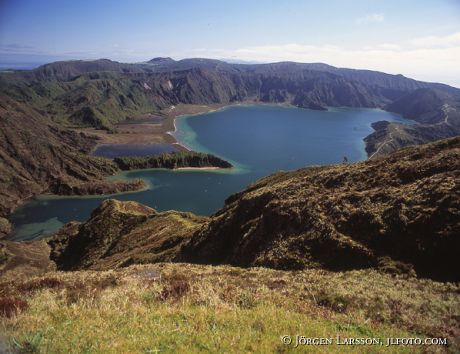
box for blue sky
[1,0,460,86]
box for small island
[114,151,233,170]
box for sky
[1,0,460,86]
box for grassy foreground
[1,263,458,353]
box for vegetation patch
[114,151,232,170]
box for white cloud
[373,43,402,51]
[185,40,460,87]
[411,31,460,47]
[355,13,385,24]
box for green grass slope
[1,263,458,353]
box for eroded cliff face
[3,59,451,130]
[183,137,460,281]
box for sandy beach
[73,103,231,154]
[174,166,221,171]
[74,101,297,156]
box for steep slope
[386,88,450,124]
[183,137,460,281]
[0,239,55,282]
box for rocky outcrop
[114,152,232,170]
[183,137,460,281]
[0,218,12,240]
[49,199,207,270]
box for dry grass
[0,263,458,353]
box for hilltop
[48,200,207,271]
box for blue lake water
[9,105,411,240]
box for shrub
[316,291,352,313]
[17,277,62,293]
[236,290,258,309]
[0,297,28,318]
[159,276,191,301]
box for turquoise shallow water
[9,105,411,240]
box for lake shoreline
[78,102,401,161]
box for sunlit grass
[1,263,458,353]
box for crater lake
[9,105,411,240]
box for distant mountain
[4,57,459,125]
[21,59,146,80]
[147,57,175,65]
[0,62,44,70]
